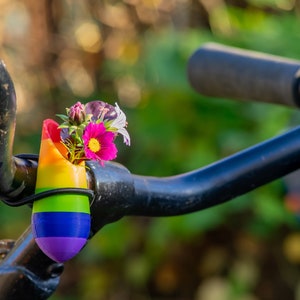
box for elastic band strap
[2,188,95,207]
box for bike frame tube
[0,227,63,300]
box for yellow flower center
[88,138,101,153]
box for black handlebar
[0,61,17,196]
[1,43,300,299]
[188,43,300,107]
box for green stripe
[32,188,90,213]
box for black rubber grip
[187,43,300,107]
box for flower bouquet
[31,101,130,262]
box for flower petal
[83,122,117,163]
[85,101,116,122]
[110,103,131,146]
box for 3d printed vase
[31,119,90,263]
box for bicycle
[1,42,300,299]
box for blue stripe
[32,212,90,238]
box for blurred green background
[2,0,300,299]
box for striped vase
[31,119,90,263]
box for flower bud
[68,102,85,125]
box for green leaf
[56,114,69,122]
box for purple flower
[82,122,117,165]
[85,101,116,122]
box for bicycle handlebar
[0,61,17,196]
[2,44,300,299]
[2,124,300,234]
[188,43,300,107]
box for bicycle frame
[1,44,300,299]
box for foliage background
[1,0,300,299]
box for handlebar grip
[188,43,300,107]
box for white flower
[111,103,131,146]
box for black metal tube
[4,126,300,221]
[129,126,300,216]
[0,61,17,196]
[188,43,300,107]
[87,161,135,235]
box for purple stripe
[35,237,87,262]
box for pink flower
[82,122,117,164]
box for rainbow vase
[31,119,91,263]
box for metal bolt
[47,263,64,278]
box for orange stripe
[36,119,87,189]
